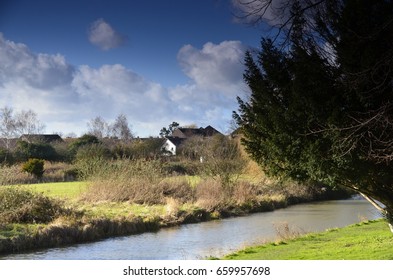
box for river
[2,197,381,260]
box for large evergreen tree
[234,0,393,231]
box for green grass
[19,181,88,199]
[223,219,393,260]
[0,223,43,239]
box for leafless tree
[111,114,133,141]
[0,107,45,149]
[87,116,111,139]
[16,109,45,135]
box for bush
[14,141,59,162]
[0,147,13,165]
[180,135,246,186]
[112,138,164,159]
[21,158,45,179]
[0,187,66,223]
[68,134,100,158]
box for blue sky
[0,0,266,137]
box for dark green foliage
[0,187,64,223]
[21,158,45,179]
[112,138,164,159]
[0,147,13,165]
[15,141,58,162]
[75,143,111,161]
[160,121,180,137]
[68,134,99,154]
[234,0,393,224]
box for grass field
[19,181,88,199]
[223,219,393,260]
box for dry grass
[273,222,306,241]
[232,181,262,205]
[82,159,195,205]
[0,164,35,185]
[164,197,181,217]
[194,178,227,211]
[0,161,75,185]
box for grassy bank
[222,219,393,260]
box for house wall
[162,140,177,155]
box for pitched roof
[171,125,222,138]
[20,134,63,143]
[164,136,186,146]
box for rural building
[161,125,222,156]
[20,134,63,143]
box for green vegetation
[234,0,393,225]
[0,127,355,255]
[0,187,73,224]
[223,220,393,260]
[21,158,45,179]
[27,181,87,199]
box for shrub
[111,138,164,159]
[0,147,14,165]
[74,144,112,180]
[21,158,45,179]
[14,141,58,162]
[0,187,66,223]
[180,135,246,186]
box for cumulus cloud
[88,18,126,50]
[0,33,78,120]
[0,34,248,136]
[72,64,171,120]
[177,41,246,97]
[0,33,74,90]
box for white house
[160,125,223,156]
[161,137,185,156]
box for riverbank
[0,180,352,256]
[220,219,393,260]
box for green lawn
[223,219,393,260]
[21,181,88,199]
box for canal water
[2,197,381,260]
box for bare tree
[16,109,45,135]
[87,116,111,139]
[0,107,45,149]
[111,114,133,141]
[233,0,328,46]
[0,107,17,149]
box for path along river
[3,197,381,260]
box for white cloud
[0,34,248,137]
[0,33,74,90]
[177,41,246,97]
[88,18,126,50]
[72,64,171,121]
